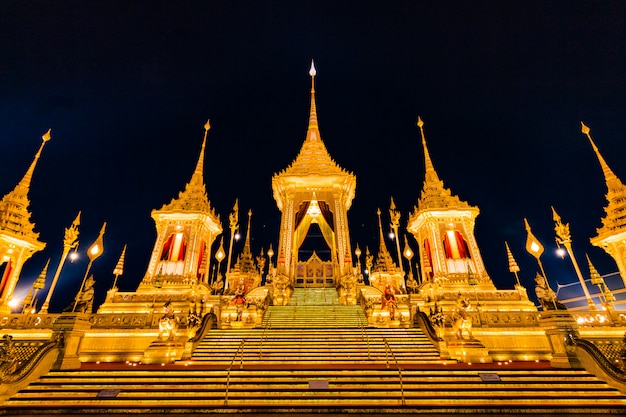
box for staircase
[4,288,626,415]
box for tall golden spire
[276,62,351,177]
[417,117,440,184]
[159,120,216,214]
[0,129,51,237]
[581,121,624,193]
[414,117,471,211]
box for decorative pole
[215,237,226,289]
[226,199,239,275]
[111,245,127,290]
[266,244,275,283]
[389,197,404,274]
[403,235,417,288]
[524,218,556,309]
[73,222,106,312]
[505,241,522,287]
[365,246,373,282]
[551,207,596,310]
[40,212,80,314]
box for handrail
[383,338,405,406]
[224,339,245,406]
[358,315,371,360]
[574,337,626,383]
[259,312,271,358]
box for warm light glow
[267,246,274,258]
[90,244,100,256]
[354,246,361,257]
[7,299,18,309]
[69,252,78,261]
[404,247,413,260]
[234,232,241,241]
[388,231,395,240]
[556,247,566,258]
[216,247,225,262]
[530,242,541,253]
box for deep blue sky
[1,1,625,310]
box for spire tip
[581,121,590,135]
[42,128,51,142]
[309,60,316,77]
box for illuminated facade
[0,69,625,414]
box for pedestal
[540,310,581,369]
[143,341,185,365]
[447,339,492,364]
[51,312,92,370]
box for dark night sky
[1,1,626,311]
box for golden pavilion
[0,63,625,415]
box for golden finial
[580,121,590,135]
[204,119,211,132]
[417,116,424,129]
[42,128,52,142]
[309,60,317,77]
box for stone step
[6,366,626,413]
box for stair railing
[383,338,405,406]
[358,315,371,360]
[259,312,271,358]
[224,339,246,406]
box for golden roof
[0,130,50,244]
[582,122,626,237]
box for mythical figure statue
[451,295,473,340]
[0,335,18,376]
[534,273,567,310]
[381,284,398,320]
[272,273,292,306]
[67,275,96,313]
[338,273,357,305]
[230,282,247,321]
[157,301,179,341]
[210,274,224,295]
[186,304,202,340]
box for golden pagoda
[0,130,50,314]
[271,61,357,305]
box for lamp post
[40,212,80,314]
[403,235,417,290]
[215,237,226,286]
[552,207,596,310]
[389,197,404,275]
[354,244,362,283]
[73,222,105,312]
[267,244,275,283]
